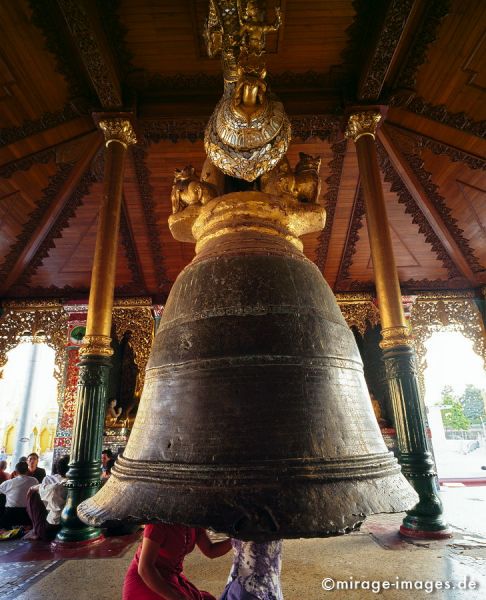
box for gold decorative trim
[336,296,380,336]
[2,299,63,311]
[62,297,152,314]
[78,334,114,357]
[113,306,154,396]
[114,297,153,308]
[335,292,375,303]
[98,119,137,148]
[413,290,477,301]
[379,325,412,350]
[345,112,382,142]
[63,304,89,314]
[0,304,69,405]
[169,192,326,252]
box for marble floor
[1,486,485,600]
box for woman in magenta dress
[123,523,232,600]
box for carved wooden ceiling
[0,0,485,301]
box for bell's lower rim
[112,452,401,484]
[78,468,418,540]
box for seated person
[123,523,231,600]
[10,456,27,478]
[101,449,115,481]
[0,462,37,529]
[0,460,8,517]
[0,460,10,482]
[27,453,46,483]
[25,455,70,541]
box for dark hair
[19,456,27,462]
[102,449,113,458]
[16,461,29,475]
[56,455,70,477]
[27,453,39,460]
[0,460,7,470]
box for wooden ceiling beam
[386,113,486,169]
[56,0,122,108]
[0,129,97,179]
[357,0,421,101]
[334,176,364,290]
[0,132,103,295]
[121,193,148,293]
[378,125,478,285]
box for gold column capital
[379,325,411,350]
[345,112,382,143]
[98,118,137,149]
[79,334,114,358]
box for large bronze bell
[79,190,417,540]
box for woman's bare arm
[196,530,232,559]
[138,537,186,600]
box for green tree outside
[440,385,470,431]
[461,384,486,423]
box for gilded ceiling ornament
[204,1,290,181]
[98,118,137,148]
[345,112,382,142]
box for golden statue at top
[204,0,290,181]
[231,62,267,122]
[237,0,281,56]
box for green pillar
[56,356,111,542]
[56,117,137,544]
[345,111,451,539]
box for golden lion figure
[171,166,218,214]
[260,153,321,203]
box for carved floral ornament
[345,112,382,143]
[98,119,137,149]
[335,293,381,336]
[0,302,69,405]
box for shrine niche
[410,292,486,391]
[52,298,155,457]
[112,298,154,405]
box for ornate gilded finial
[204,1,289,181]
[98,119,137,148]
[345,112,382,142]
[237,0,281,57]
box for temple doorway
[0,340,59,473]
[424,331,486,482]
